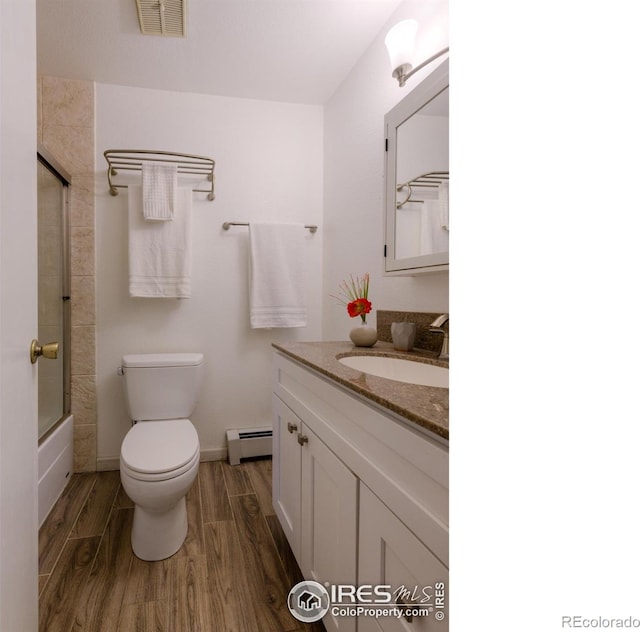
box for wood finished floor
[39,458,325,632]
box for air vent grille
[136,0,186,37]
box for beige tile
[69,175,95,228]
[70,226,95,276]
[73,424,97,473]
[71,374,97,426]
[41,75,94,129]
[39,75,98,479]
[71,275,96,326]
[71,325,95,376]
[37,76,43,144]
[41,124,94,176]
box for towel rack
[104,149,216,201]
[396,170,448,209]
[223,222,318,234]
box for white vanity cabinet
[272,396,302,557]
[358,484,448,631]
[273,395,358,582]
[273,395,358,632]
[272,349,449,632]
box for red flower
[347,298,372,318]
[331,273,372,324]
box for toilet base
[130,496,188,561]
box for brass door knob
[30,339,59,364]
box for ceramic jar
[391,322,416,351]
[349,323,378,347]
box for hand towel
[438,180,449,231]
[421,196,449,255]
[142,161,177,220]
[249,222,307,328]
[128,184,192,298]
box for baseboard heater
[226,426,272,465]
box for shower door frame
[37,147,71,442]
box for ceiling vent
[136,0,186,37]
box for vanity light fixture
[384,19,449,87]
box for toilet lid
[121,419,199,474]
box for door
[300,423,357,632]
[37,156,69,439]
[0,0,39,628]
[358,485,449,632]
[272,395,302,562]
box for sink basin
[338,355,448,388]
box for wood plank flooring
[39,459,326,632]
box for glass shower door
[37,157,69,440]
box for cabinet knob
[287,422,298,434]
[297,433,309,446]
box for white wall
[95,84,323,465]
[397,114,448,184]
[95,0,449,464]
[323,0,449,340]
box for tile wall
[38,76,97,472]
[377,310,449,356]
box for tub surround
[272,340,448,440]
[38,415,74,527]
[38,75,97,472]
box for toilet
[119,352,204,561]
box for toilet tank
[122,353,205,421]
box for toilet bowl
[119,353,204,561]
[120,418,200,560]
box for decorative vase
[391,322,417,351]
[349,322,378,347]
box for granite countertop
[272,340,449,441]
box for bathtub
[38,415,73,527]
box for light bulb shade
[384,19,418,73]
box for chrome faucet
[429,314,449,360]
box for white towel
[249,222,307,328]
[438,180,449,231]
[128,185,192,298]
[421,196,449,255]
[142,161,177,220]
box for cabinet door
[300,423,358,632]
[272,395,302,562]
[358,485,449,632]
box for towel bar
[104,149,216,201]
[222,222,317,234]
[396,170,448,209]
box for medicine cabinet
[384,59,449,275]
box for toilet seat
[121,450,199,482]
[121,419,199,481]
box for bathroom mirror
[384,59,449,274]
